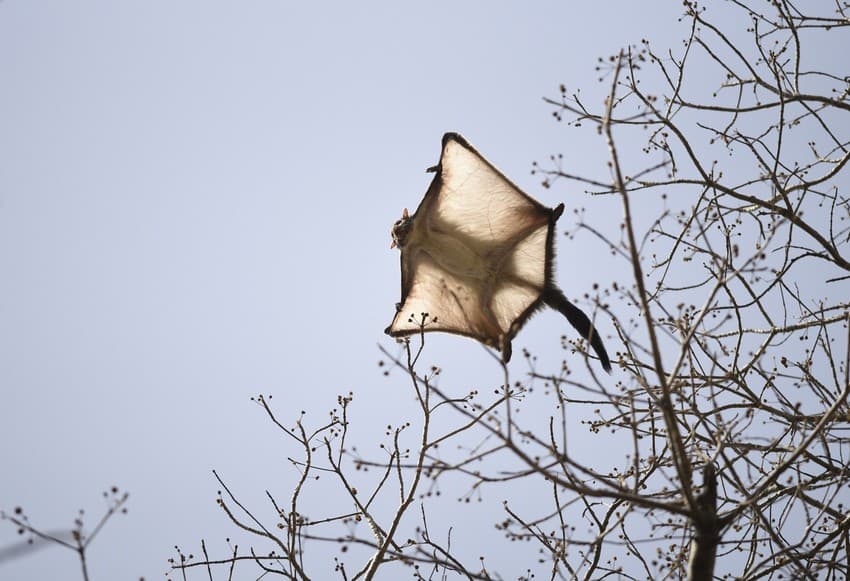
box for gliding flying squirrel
[385,133,611,372]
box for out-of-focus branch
[1,488,129,581]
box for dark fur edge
[384,324,500,351]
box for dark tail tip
[544,288,612,373]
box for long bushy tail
[543,287,612,373]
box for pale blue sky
[0,2,689,578]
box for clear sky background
[1,2,703,579]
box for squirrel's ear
[402,208,409,219]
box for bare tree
[171,1,850,579]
